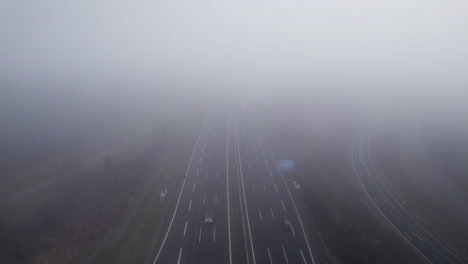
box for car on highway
[205,210,213,223]
[282,219,292,231]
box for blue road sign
[277,160,294,171]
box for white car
[205,210,213,223]
[282,219,292,231]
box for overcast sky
[1,0,467,115]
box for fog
[2,2,468,263]
[1,0,468,130]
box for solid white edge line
[152,117,207,264]
[351,133,434,264]
[227,115,233,264]
[198,227,202,243]
[365,131,460,263]
[260,119,316,264]
[236,118,257,264]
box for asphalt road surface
[235,109,316,264]
[352,132,466,264]
[150,108,317,264]
[151,111,231,264]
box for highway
[151,111,232,264]
[352,132,466,264]
[235,108,316,264]
[150,107,317,264]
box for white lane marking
[192,182,196,192]
[300,249,307,264]
[291,224,296,236]
[213,226,216,242]
[177,248,183,264]
[236,120,257,264]
[280,200,286,210]
[261,121,316,264]
[403,231,413,241]
[216,171,219,180]
[267,248,273,264]
[282,246,290,264]
[196,169,199,176]
[265,159,269,165]
[270,208,275,220]
[183,222,188,236]
[203,194,206,205]
[252,182,256,191]
[199,157,202,164]
[262,182,266,191]
[412,231,423,240]
[258,209,263,221]
[215,194,218,205]
[274,184,279,192]
[226,117,233,264]
[152,118,206,264]
[351,135,436,264]
[362,134,456,264]
[198,228,202,243]
[188,200,192,211]
[270,170,273,177]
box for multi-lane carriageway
[150,109,317,264]
[352,132,466,264]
